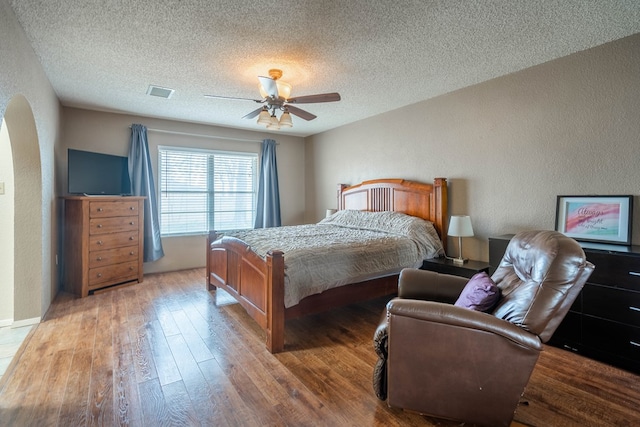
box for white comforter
[222,210,444,307]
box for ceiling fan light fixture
[206,68,339,131]
[279,111,293,128]
[257,108,271,125]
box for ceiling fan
[205,69,341,129]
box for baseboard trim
[0,319,12,328]
[10,317,41,328]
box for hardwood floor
[0,268,638,426]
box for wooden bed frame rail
[206,178,447,353]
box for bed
[206,178,448,353]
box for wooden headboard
[337,178,448,248]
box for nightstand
[421,257,491,279]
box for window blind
[158,147,258,235]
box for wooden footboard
[206,232,286,352]
[207,232,406,353]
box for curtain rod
[129,126,265,143]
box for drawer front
[585,251,640,291]
[89,217,139,235]
[89,230,139,251]
[88,261,139,287]
[549,310,582,350]
[582,316,640,364]
[89,245,139,269]
[90,200,141,218]
[583,284,640,326]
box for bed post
[206,231,217,291]
[433,177,448,252]
[266,249,285,353]
[337,183,348,210]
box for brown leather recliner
[373,230,594,427]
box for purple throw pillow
[454,272,500,312]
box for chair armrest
[373,310,388,358]
[372,309,389,400]
[387,299,542,351]
[397,268,468,303]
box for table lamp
[448,215,474,265]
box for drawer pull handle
[97,273,102,278]
[631,341,640,348]
[97,240,103,245]
[130,221,135,225]
[130,251,134,255]
[129,236,134,240]
[97,224,102,228]
[129,206,135,210]
[630,306,640,313]
[97,257,102,261]
[630,272,640,277]
[129,266,134,270]
[97,208,103,212]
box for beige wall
[0,0,61,322]
[60,108,305,273]
[0,118,15,324]
[305,34,640,262]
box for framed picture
[555,195,633,245]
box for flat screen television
[67,148,132,195]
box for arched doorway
[1,95,42,325]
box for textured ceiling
[10,0,640,137]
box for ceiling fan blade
[258,76,278,98]
[287,92,341,104]
[204,94,264,103]
[286,105,317,121]
[242,107,264,119]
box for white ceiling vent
[147,85,174,99]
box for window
[158,146,258,236]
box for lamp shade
[448,215,474,237]
[276,81,292,99]
[266,113,280,129]
[279,111,293,128]
[257,109,271,125]
[259,80,292,99]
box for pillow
[319,210,444,258]
[454,272,500,312]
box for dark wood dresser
[489,234,640,374]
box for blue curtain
[129,124,164,262]
[254,139,281,228]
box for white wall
[60,108,306,274]
[306,34,640,262]
[0,118,14,325]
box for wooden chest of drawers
[63,196,145,297]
